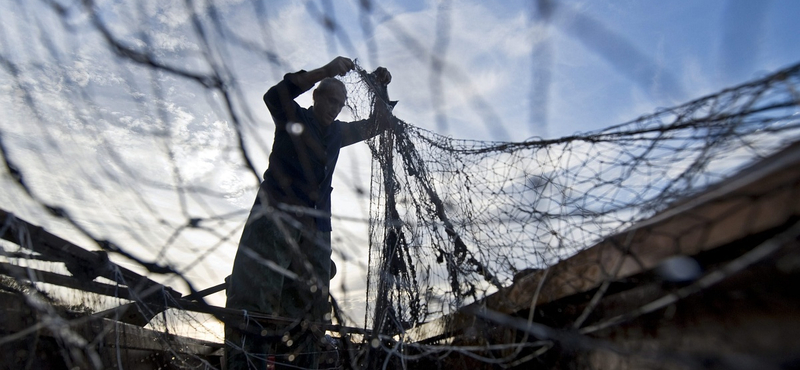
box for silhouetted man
[226,56,394,369]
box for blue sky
[1,0,799,331]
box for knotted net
[350,62,800,339]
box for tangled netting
[1,56,799,370]
[356,62,800,336]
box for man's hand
[372,67,392,86]
[369,67,395,115]
[325,56,355,77]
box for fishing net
[359,62,800,339]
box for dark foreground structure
[0,289,224,369]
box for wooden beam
[0,261,136,300]
[0,209,181,302]
[0,290,222,356]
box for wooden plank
[0,209,181,302]
[425,236,800,369]
[0,290,222,356]
[0,261,136,300]
[83,318,223,355]
[407,141,800,342]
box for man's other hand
[325,56,354,77]
[373,67,392,86]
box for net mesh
[359,62,800,336]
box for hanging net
[356,62,800,338]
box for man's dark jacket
[261,71,386,231]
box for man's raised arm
[263,56,355,126]
[287,56,354,91]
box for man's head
[312,78,347,126]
